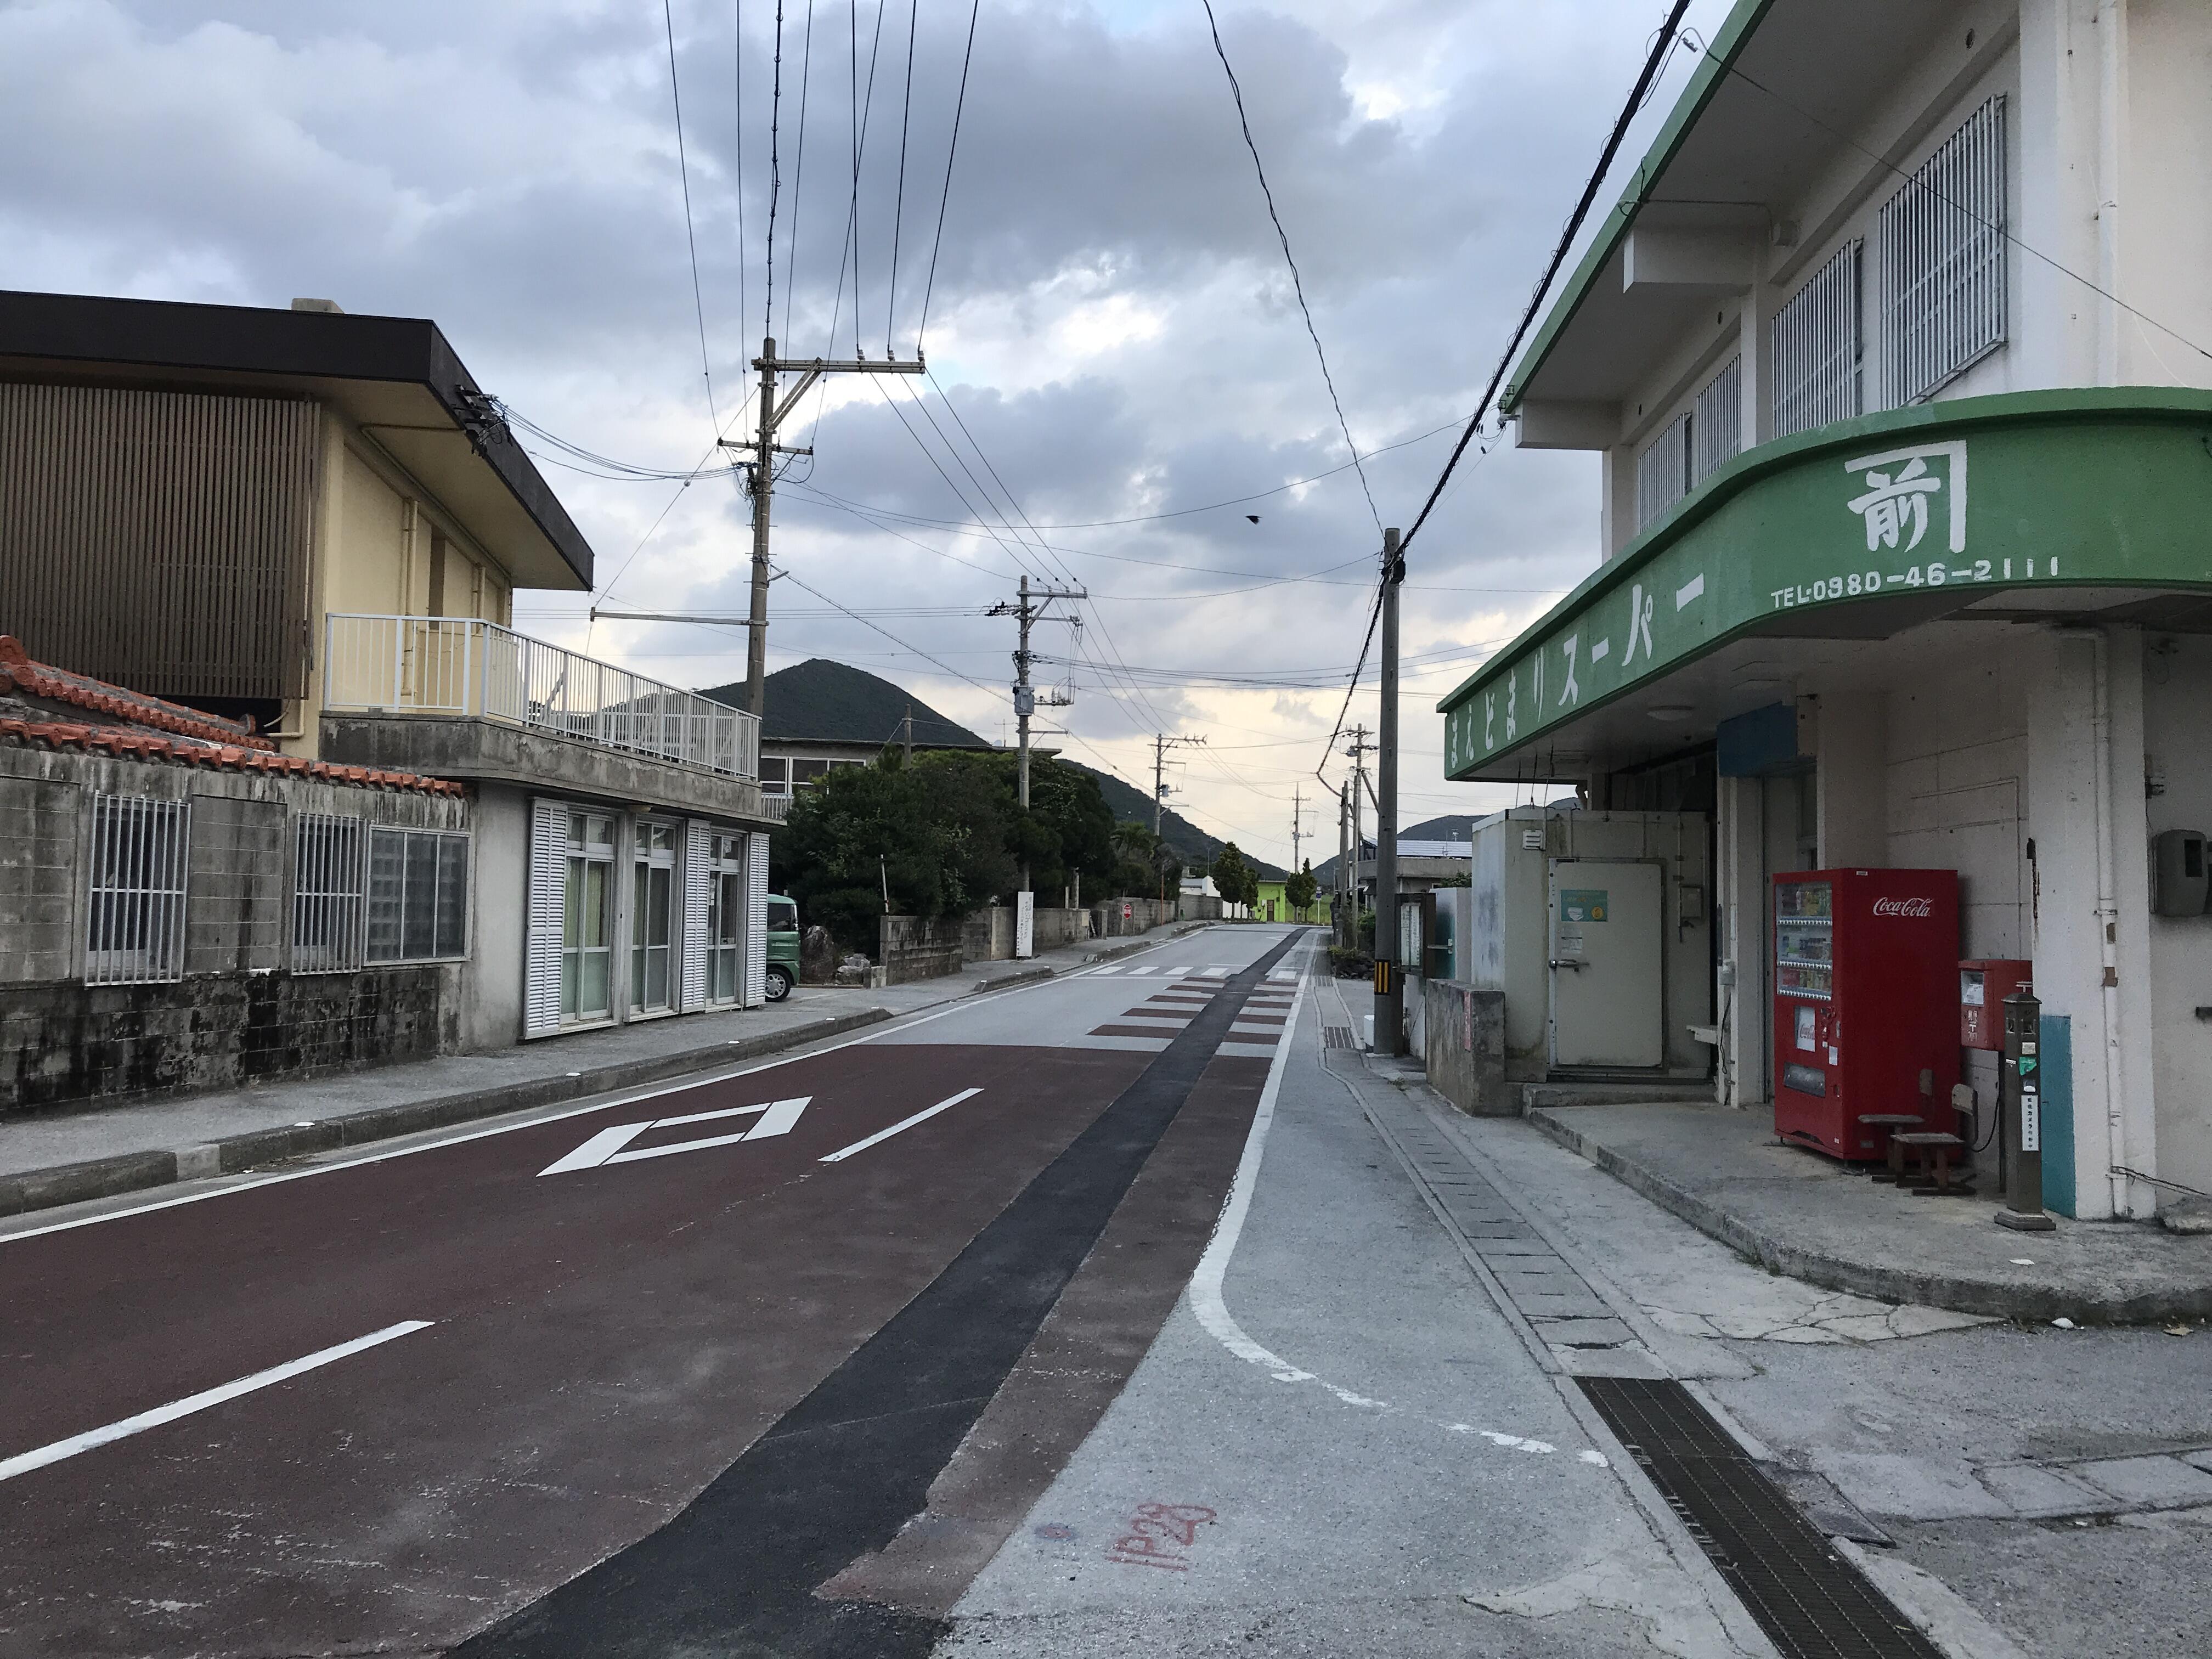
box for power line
[763,2,785,341]
[916,0,980,349]
[734,0,746,359]
[662,0,718,428]
[782,0,817,345]
[1688,29,2211,367]
[1199,0,1380,535]
[1398,0,1696,557]
[887,0,918,353]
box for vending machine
[1772,868,1960,1160]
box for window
[85,794,188,984]
[790,757,828,787]
[769,898,798,932]
[759,757,791,796]
[706,831,746,1004]
[1691,355,1742,486]
[562,811,614,1021]
[366,828,469,963]
[1635,414,1689,531]
[632,820,676,1013]
[1771,241,1862,437]
[294,814,366,972]
[1880,95,2006,407]
[1633,356,1741,533]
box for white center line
[0,1320,433,1485]
[819,1088,984,1164]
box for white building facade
[1440,0,2212,1218]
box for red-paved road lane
[0,1038,1148,1657]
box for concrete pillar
[2026,627,2158,1218]
[1716,775,1769,1108]
[1813,691,1888,868]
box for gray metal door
[1549,859,1664,1068]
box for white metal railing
[323,615,760,780]
[1771,240,1863,438]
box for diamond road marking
[539,1097,811,1175]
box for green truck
[765,893,800,1001]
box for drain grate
[1577,1378,1940,1659]
[1323,1026,1356,1049]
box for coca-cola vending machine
[1772,868,1960,1160]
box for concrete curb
[0,1007,893,1222]
[1525,1104,2212,1325]
[968,966,1054,995]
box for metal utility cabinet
[1466,808,1712,1081]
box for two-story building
[1437,0,2212,1219]
[0,291,783,1110]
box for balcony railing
[323,615,759,781]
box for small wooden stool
[1893,1130,1967,1193]
[1858,1114,1923,1181]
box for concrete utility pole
[1374,527,1406,1057]
[727,337,925,716]
[1338,782,1350,903]
[900,705,913,766]
[1290,784,1305,882]
[1151,732,1205,836]
[988,574,1085,889]
[1342,724,1372,909]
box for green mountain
[701,657,1282,878]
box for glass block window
[366,828,469,963]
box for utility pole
[901,705,913,766]
[988,574,1085,889]
[1150,732,1205,836]
[1374,527,1406,1057]
[727,337,926,716]
[1342,724,1371,910]
[1337,782,1350,902]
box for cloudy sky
[1,0,1735,867]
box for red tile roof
[0,718,465,797]
[0,635,274,749]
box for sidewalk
[1526,1097,2212,1324]
[0,921,1210,1220]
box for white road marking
[1091,965,1125,975]
[1126,966,1155,976]
[819,1088,984,1163]
[3,926,1280,1242]
[0,1321,432,1485]
[538,1098,810,1175]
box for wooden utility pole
[725,337,925,716]
[1374,527,1406,1056]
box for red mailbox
[1960,958,2032,1050]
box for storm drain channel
[1331,1029,1942,1659]
[1578,1378,1940,1659]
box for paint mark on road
[819,1088,984,1163]
[1105,1503,1216,1572]
[0,1321,432,1485]
[538,1098,811,1176]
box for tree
[1210,842,1260,911]
[1285,859,1318,918]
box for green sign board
[1439,390,2212,779]
[1560,888,1609,923]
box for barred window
[1771,241,1863,437]
[366,828,469,963]
[1880,95,2006,407]
[1634,414,1689,531]
[1690,355,1742,486]
[294,814,366,973]
[85,794,189,984]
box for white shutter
[681,819,709,1010]
[524,798,567,1036]
[744,830,770,1008]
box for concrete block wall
[879,914,964,985]
[0,744,470,1113]
[1097,898,1177,936]
[1423,979,1509,1116]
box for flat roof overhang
[1503,0,1991,425]
[1439,390,2212,783]
[0,289,593,591]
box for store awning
[1438,390,2212,783]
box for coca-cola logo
[1872,896,1934,918]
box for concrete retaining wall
[878,914,965,985]
[1422,978,1510,1116]
[1093,897,1177,937]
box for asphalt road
[0,926,1313,1658]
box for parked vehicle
[766,894,800,1001]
